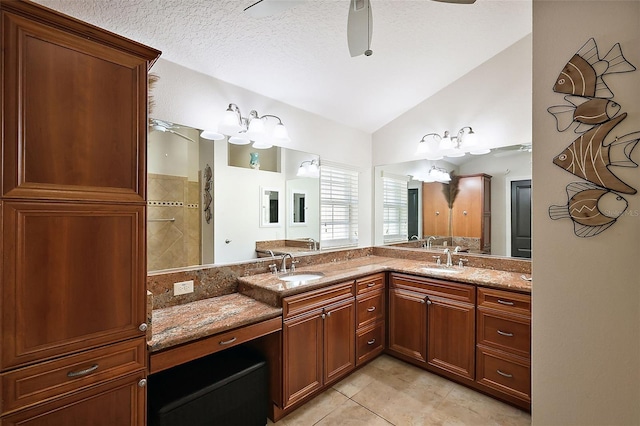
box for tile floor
[269,355,531,426]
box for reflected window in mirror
[382,172,410,243]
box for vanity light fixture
[416,126,490,160]
[297,159,320,177]
[207,103,291,149]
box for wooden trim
[283,281,355,319]
[149,317,282,374]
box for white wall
[372,34,532,167]
[532,1,640,424]
[150,59,373,262]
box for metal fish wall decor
[548,38,638,237]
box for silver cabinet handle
[326,311,331,317]
[367,283,375,287]
[67,364,99,378]
[321,313,326,319]
[367,339,376,345]
[496,369,513,378]
[367,306,376,312]
[426,297,432,305]
[497,299,515,306]
[139,323,148,332]
[138,379,147,388]
[497,330,514,337]
[219,337,237,345]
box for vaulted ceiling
[35,0,532,133]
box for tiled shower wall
[147,173,201,271]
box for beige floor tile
[315,399,392,426]
[273,388,350,426]
[332,365,378,398]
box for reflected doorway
[511,179,531,258]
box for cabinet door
[1,202,146,369]
[388,288,427,363]
[427,296,475,381]
[422,182,449,237]
[1,9,153,202]
[323,299,355,384]
[0,372,146,426]
[452,176,482,238]
[283,310,323,408]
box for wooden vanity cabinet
[355,273,385,365]
[0,1,160,424]
[388,273,476,382]
[281,281,355,410]
[476,287,531,409]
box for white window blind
[382,173,409,243]
[320,164,359,249]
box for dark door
[408,188,419,239]
[511,180,532,258]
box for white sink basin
[278,272,325,282]
[421,267,462,274]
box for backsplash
[148,247,374,309]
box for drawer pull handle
[219,337,237,345]
[497,299,515,306]
[497,330,514,337]
[367,339,376,345]
[496,369,513,378]
[67,364,99,378]
[367,283,375,287]
[367,306,376,312]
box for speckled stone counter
[148,293,282,352]
[238,255,531,307]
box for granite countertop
[148,293,282,352]
[238,255,531,304]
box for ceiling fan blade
[347,0,373,57]
[244,0,307,18]
[430,0,476,4]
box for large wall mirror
[147,119,321,272]
[375,145,532,258]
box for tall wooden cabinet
[0,1,160,424]
[421,182,449,237]
[452,174,492,253]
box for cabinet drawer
[150,316,282,374]
[356,273,385,295]
[1,338,146,415]
[390,273,475,304]
[477,310,530,357]
[356,322,384,366]
[356,290,384,329]
[476,346,530,402]
[477,287,531,316]
[283,281,354,319]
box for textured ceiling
[34,0,532,133]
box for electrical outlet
[173,280,194,296]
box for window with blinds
[382,173,409,243]
[320,164,359,249]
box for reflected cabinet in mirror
[375,146,532,258]
[147,119,321,271]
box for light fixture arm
[419,132,442,143]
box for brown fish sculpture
[553,113,639,194]
[553,38,636,98]
[549,181,628,238]
[547,95,621,133]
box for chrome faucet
[426,236,436,249]
[443,248,453,268]
[307,238,318,251]
[280,253,296,273]
[453,246,462,253]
